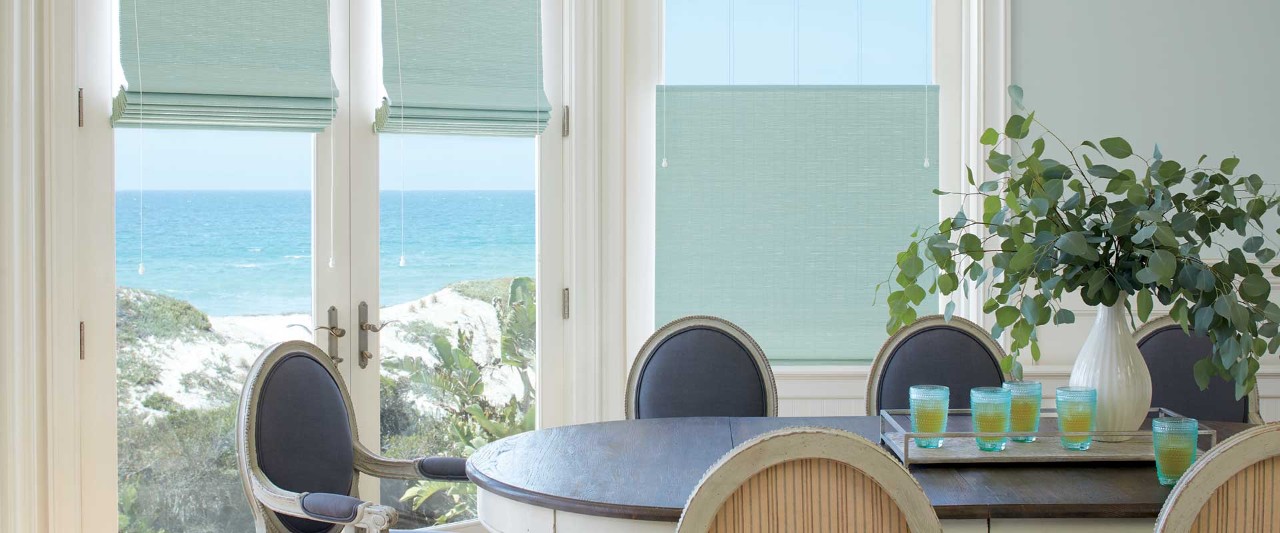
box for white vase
[1067,299,1152,442]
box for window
[652,0,939,363]
[114,129,315,532]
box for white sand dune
[143,286,513,409]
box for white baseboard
[775,364,1280,420]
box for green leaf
[1149,249,1177,284]
[1244,236,1264,253]
[1137,288,1153,322]
[1241,274,1272,303]
[978,180,1000,193]
[938,273,959,295]
[996,306,1020,327]
[1005,115,1028,139]
[944,301,956,322]
[1088,165,1120,178]
[987,151,1012,173]
[1221,156,1240,174]
[1008,245,1036,272]
[983,196,1002,224]
[1132,224,1157,244]
[1193,359,1213,391]
[1136,268,1158,285]
[980,128,999,146]
[1055,232,1099,261]
[1100,137,1133,159]
[1153,143,1163,160]
[1258,248,1277,264]
[1054,308,1076,325]
[905,284,927,305]
[1008,84,1025,109]
[1193,305,1215,336]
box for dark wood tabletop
[466,416,1252,522]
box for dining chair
[1156,423,1280,532]
[865,315,1006,415]
[625,315,777,419]
[1136,316,1263,424]
[237,340,469,533]
[677,427,942,532]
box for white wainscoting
[774,365,1280,420]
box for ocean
[115,190,535,316]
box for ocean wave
[283,255,308,260]
[231,263,260,269]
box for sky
[114,0,930,191]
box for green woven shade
[376,0,549,136]
[655,85,939,364]
[114,0,336,131]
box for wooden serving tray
[879,409,1216,466]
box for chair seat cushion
[418,456,469,481]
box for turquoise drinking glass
[1003,381,1042,443]
[909,385,949,448]
[1153,417,1199,486]
[1056,386,1097,451]
[970,387,1011,452]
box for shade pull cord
[394,0,407,267]
[792,0,799,85]
[922,0,931,169]
[327,0,336,269]
[132,0,145,275]
[856,0,863,84]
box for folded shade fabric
[655,85,939,364]
[113,0,336,132]
[376,0,549,136]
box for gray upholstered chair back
[239,341,360,533]
[625,316,777,419]
[1136,316,1261,424]
[866,315,1006,415]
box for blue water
[115,190,535,316]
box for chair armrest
[247,475,397,532]
[354,441,470,482]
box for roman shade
[655,85,938,364]
[113,0,336,131]
[375,0,549,136]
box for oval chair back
[1156,423,1280,532]
[626,315,777,419]
[238,340,361,533]
[1136,316,1261,424]
[865,315,1006,415]
[677,427,942,533]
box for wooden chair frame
[676,427,942,532]
[237,340,441,533]
[1156,423,1280,532]
[865,315,1006,415]
[1134,315,1263,424]
[625,315,778,419]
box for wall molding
[775,364,1280,420]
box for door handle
[287,305,345,364]
[356,302,389,369]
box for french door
[107,0,563,531]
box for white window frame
[65,0,572,529]
[601,0,1010,385]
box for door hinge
[561,105,570,137]
[561,288,570,319]
[77,88,84,127]
[79,321,86,360]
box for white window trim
[63,0,571,530]
[594,0,1012,386]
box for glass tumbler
[1056,386,1097,451]
[970,387,1011,452]
[1153,417,1199,486]
[909,385,950,448]
[1003,381,1042,443]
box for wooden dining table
[466,416,1251,532]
